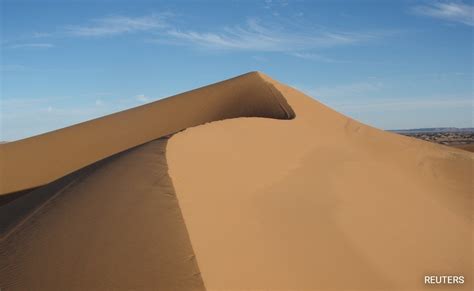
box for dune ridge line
[0,71,295,196]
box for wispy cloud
[162,18,377,52]
[0,64,30,72]
[289,52,344,63]
[6,43,54,49]
[135,94,152,103]
[32,32,54,38]
[65,14,169,37]
[412,1,474,26]
[263,0,290,16]
[18,14,382,57]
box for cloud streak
[65,14,169,37]
[413,1,474,26]
[6,43,54,49]
[288,52,349,63]
[162,18,376,52]
[135,94,152,103]
[22,14,382,58]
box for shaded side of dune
[0,72,295,195]
[0,138,205,290]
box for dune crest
[0,71,294,196]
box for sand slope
[453,143,474,152]
[1,72,472,290]
[167,73,473,290]
[1,138,205,290]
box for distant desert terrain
[0,72,472,290]
[393,130,474,152]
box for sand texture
[1,138,205,290]
[1,72,472,290]
[453,143,474,152]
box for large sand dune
[0,72,472,290]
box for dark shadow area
[0,188,38,207]
[0,147,123,236]
[1,136,205,290]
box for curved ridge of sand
[167,73,473,290]
[0,71,295,196]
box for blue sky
[1,0,473,141]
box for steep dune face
[167,73,472,290]
[1,139,205,290]
[0,72,294,195]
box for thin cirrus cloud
[288,52,346,63]
[162,19,376,52]
[64,14,169,37]
[135,94,153,103]
[412,1,474,26]
[60,14,378,53]
[6,43,54,49]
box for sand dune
[0,72,294,196]
[0,72,472,290]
